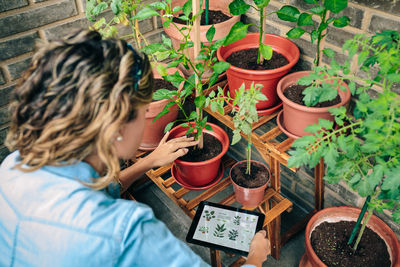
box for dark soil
[173,10,232,25]
[283,84,341,107]
[231,161,269,188]
[311,221,391,267]
[154,78,176,92]
[226,48,289,71]
[179,133,222,162]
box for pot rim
[217,33,300,76]
[229,160,271,189]
[171,122,229,166]
[305,206,400,267]
[277,71,351,113]
[160,1,240,32]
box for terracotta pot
[139,64,183,151]
[161,0,240,78]
[300,206,400,267]
[216,33,299,109]
[277,71,351,138]
[168,122,229,186]
[230,160,271,208]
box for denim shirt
[0,151,209,267]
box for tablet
[186,201,265,256]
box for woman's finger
[159,131,170,145]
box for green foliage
[288,31,400,228]
[277,0,350,67]
[228,229,239,240]
[229,83,267,174]
[213,224,226,238]
[225,0,272,64]
[145,0,230,141]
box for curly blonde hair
[6,29,154,190]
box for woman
[0,29,269,266]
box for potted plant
[228,82,271,207]
[86,0,185,150]
[150,0,240,78]
[275,0,351,138]
[146,5,231,188]
[216,0,300,111]
[287,30,400,266]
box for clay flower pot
[276,71,351,138]
[168,122,229,186]
[230,160,271,208]
[217,33,299,109]
[300,206,400,267]
[139,64,183,151]
[162,0,240,78]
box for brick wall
[0,0,399,236]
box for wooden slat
[263,199,292,225]
[163,176,176,188]
[219,193,236,206]
[186,177,231,210]
[174,187,190,199]
[276,138,294,152]
[260,126,282,142]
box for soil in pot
[231,162,269,188]
[179,133,222,162]
[154,79,176,97]
[311,221,391,267]
[226,48,289,71]
[283,84,341,107]
[173,10,232,25]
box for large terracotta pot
[230,160,270,208]
[162,0,240,78]
[300,206,400,267]
[277,71,351,138]
[168,122,229,186]
[217,33,299,109]
[139,64,183,151]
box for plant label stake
[193,0,204,149]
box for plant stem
[348,196,370,245]
[258,8,266,64]
[353,206,374,252]
[315,10,330,67]
[246,135,252,175]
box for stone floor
[131,177,308,267]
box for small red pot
[139,64,183,151]
[300,206,400,267]
[169,122,229,186]
[230,160,271,208]
[217,33,299,109]
[277,71,351,138]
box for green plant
[147,0,230,147]
[213,223,226,238]
[287,30,400,252]
[276,0,350,107]
[203,210,215,221]
[277,0,350,67]
[228,229,239,240]
[230,83,267,174]
[225,0,273,64]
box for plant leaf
[277,5,300,22]
[229,0,251,16]
[224,22,249,45]
[286,27,306,39]
[324,0,348,14]
[133,7,160,20]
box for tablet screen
[186,201,265,256]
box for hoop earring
[116,136,123,142]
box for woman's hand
[244,230,271,267]
[145,131,199,169]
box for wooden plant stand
[129,79,325,266]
